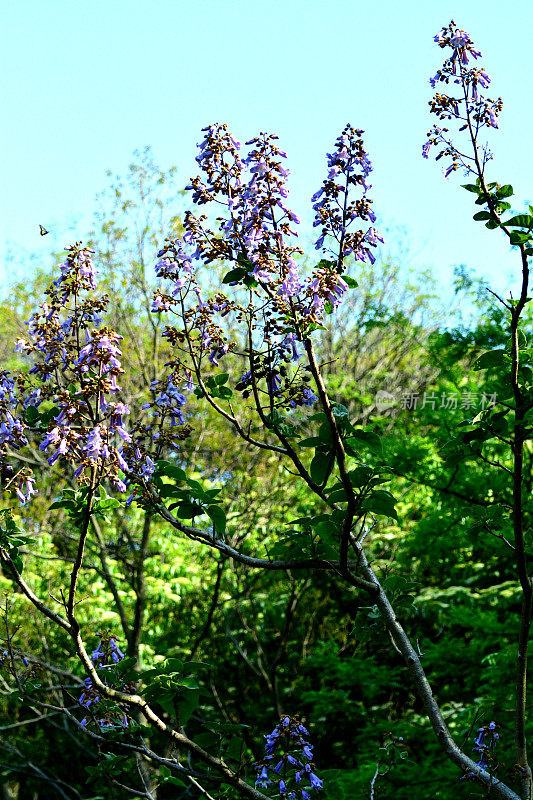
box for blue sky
[1,0,532,302]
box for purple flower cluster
[79,633,132,730]
[153,124,376,417]
[184,124,302,288]
[298,386,318,407]
[255,716,323,798]
[0,648,31,671]
[461,721,499,780]
[9,244,143,499]
[307,269,350,318]
[423,21,503,178]
[124,373,192,495]
[0,372,37,504]
[433,25,482,72]
[152,237,195,311]
[54,246,98,293]
[311,124,382,266]
[143,376,187,428]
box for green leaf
[111,657,137,681]
[331,403,350,421]
[184,477,203,492]
[237,252,254,270]
[485,219,499,229]
[166,776,188,788]
[297,436,322,448]
[362,490,398,521]
[270,533,314,559]
[510,231,532,245]
[49,499,77,511]
[327,488,349,504]
[222,267,246,284]
[313,517,341,540]
[505,214,533,228]
[318,421,333,445]
[474,349,506,370]
[305,322,327,335]
[343,275,358,288]
[156,461,186,482]
[177,689,200,725]
[12,556,23,574]
[496,201,512,212]
[175,501,204,519]
[310,452,332,484]
[473,211,491,221]
[39,406,61,425]
[495,184,513,198]
[347,466,374,487]
[343,439,358,457]
[206,505,226,534]
[460,426,495,445]
[461,184,481,193]
[346,430,382,454]
[24,406,40,425]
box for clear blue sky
[1,0,532,301]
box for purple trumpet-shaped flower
[255,765,272,790]
[237,371,252,389]
[312,125,380,267]
[79,633,132,731]
[0,375,28,475]
[255,715,323,797]
[152,378,187,426]
[425,22,503,179]
[281,333,301,362]
[208,343,229,366]
[461,721,499,781]
[302,387,318,407]
[309,773,322,790]
[267,374,282,396]
[53,245,98,295]
[15,474,37,505]
[84,426,104,461]
[278,259,303,300]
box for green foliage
[0,510,31,573]
[4,141,533,800]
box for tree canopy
[1,20,533,800]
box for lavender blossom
[78,633,132,730]
[266,374,282,396]
[15,474,37,505]
[151,378,187,426]
[255,716,323,798]
[461,721,499,780]
[424,21,503,178]
[311,125,381,266]
[0,373,28,461]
